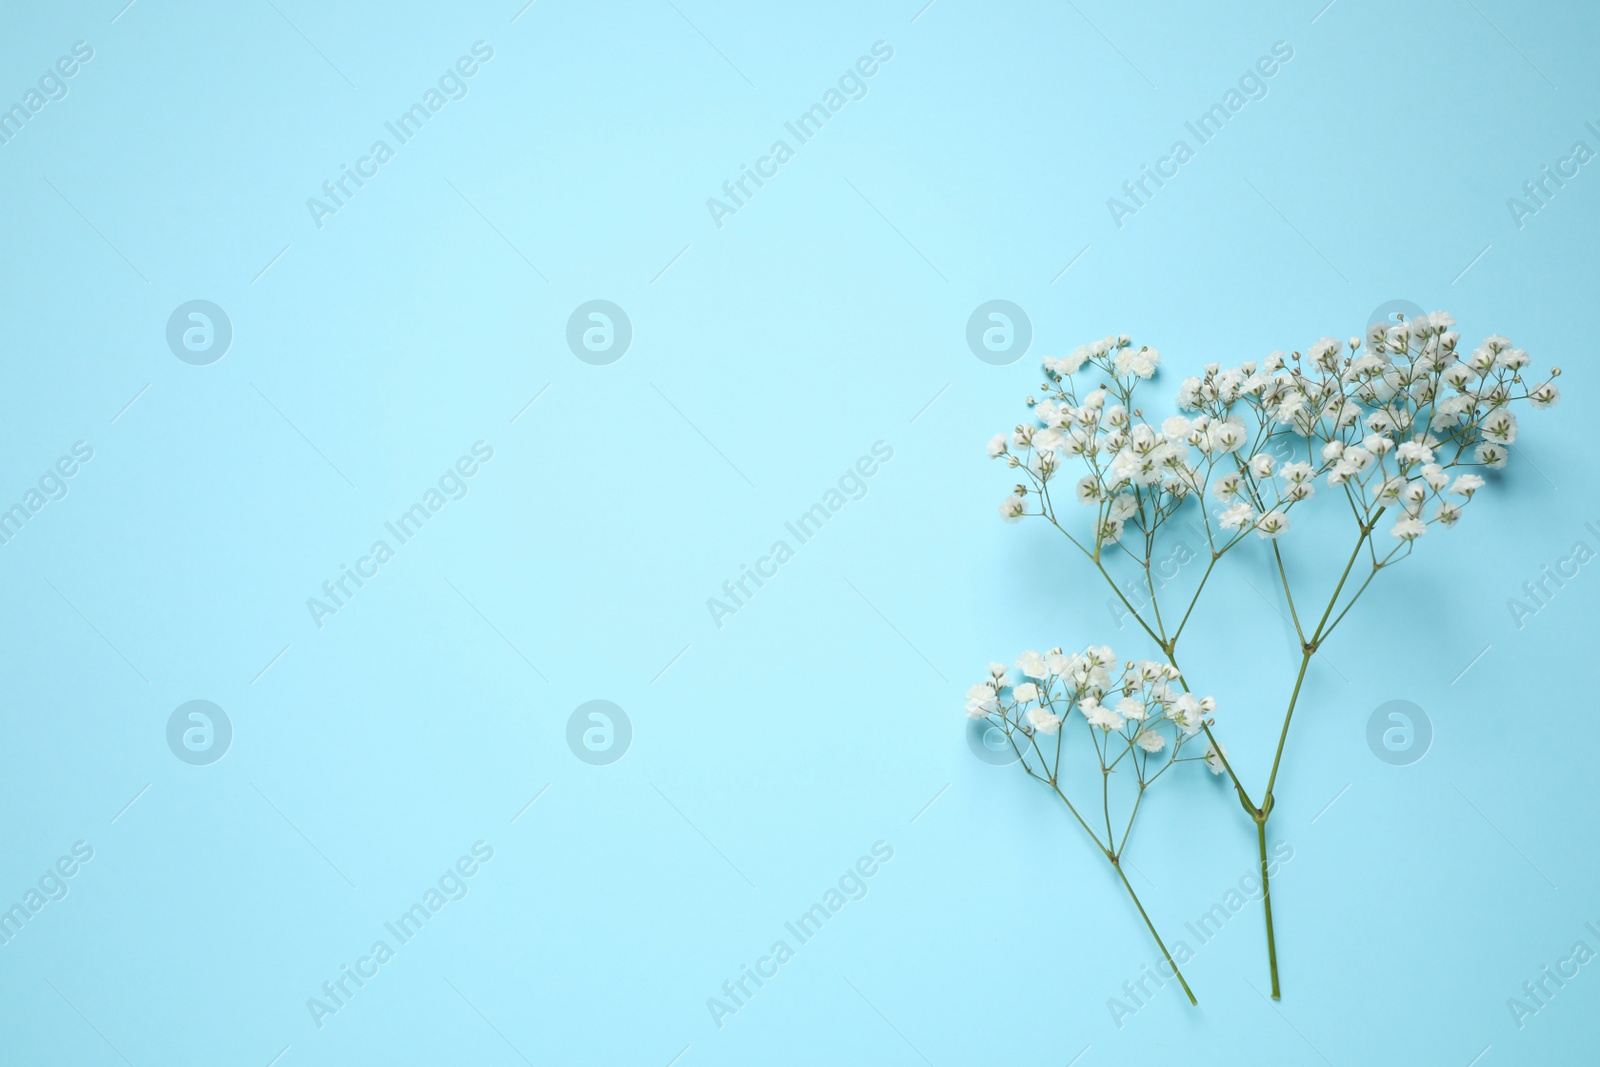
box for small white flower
[1250,453,1274,479]
[1204,743,1228,775]
[1281,461,1314,484]
[1529,382,1560,409]
[1255,510,1290,539]
[1000,496,1025,523]
[1348,353,1384,378]
[1450,473,1485,496]
[1035,426,1067,454]
[1480,410,1518,445]
[1208,421,1248,454]
[1400,480,1428,515]
[965,684,998,718]
[1274,393,1307,423]
[1134,730,1167,753]
[1134,661,1175,686]
[1047,651,1078,677]
[1025,706,1061,734]
[1013,682,1039,703]
[1115,697,1146,722]
[1114,346,1161,379]
[1475,442,1508,469]
[1367,408,1398,434]
[1212,471,1243,502]
[1327,400,1363,429]
[1171,693,1208,735]
[1397,440,1434,465]
[1016,651,1049,679]
[1219,502,1255,531]
[1084,703,1124,731]
[1341,446,1375,472]
[1391,516,1427,540]
[986,433,1009,458]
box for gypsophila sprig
[974,315,1558,1001]
[968,644,1218,1003]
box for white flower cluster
[989,315,1558,548]
[971,312,1560,1000]
[966,645,1225,775]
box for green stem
[1308,516,1380,645]
[1035,476,1390,1004]
[1116,785,1145,856]
[1112,859,1197,1004]
[1265,518,1378,799]
[1014,739,1198,1007]
[1269,542,1304,644]
[1250,518,1381,996]
[1171,555,1218,643]
[1167,648,1256,812]
[1264,649,1313,799]
[1257,818,1281,999]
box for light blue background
[2,0,1597,1063]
